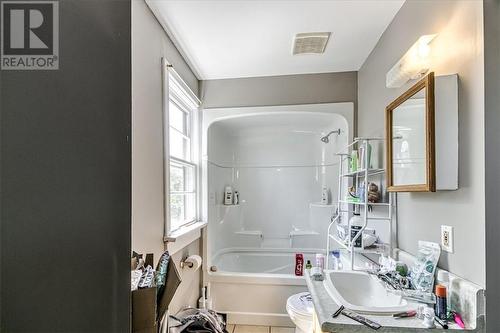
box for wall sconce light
[386,34,437,88]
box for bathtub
[212,248,319,275]
[207,248,373,326]
[207,248,333,326]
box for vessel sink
[323,270,412,314]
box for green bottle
[305,260,312,269]
[350,150,358,172]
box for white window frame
[162,58,201,237]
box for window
[165,66,200,233]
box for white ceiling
[148,0,405,80]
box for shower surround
[201,103,354,326]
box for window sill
[164,221,207,255]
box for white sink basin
[323,270,412,314]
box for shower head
[320,129,341,143]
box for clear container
[329,250,343,270]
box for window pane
[170,160,195,192]
[170,130,191,161]
[170,193,185,230]
[169,101,187,135]
[170,164,184,192]
[170,193,196,231]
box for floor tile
[233,325,270,333]
[271,327,295,333]
[226,324,235,333]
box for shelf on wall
[289,230,319,237]
[234,230,262,237]
[339,200,391,207]
[309,203,336,208]
[328,234,389,255]
[340,168,385,178]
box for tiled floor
[226,325,295,333]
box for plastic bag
[410,241,441,293]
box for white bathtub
[207,248,372,326]
[207,248,326,326]
[213,248,319,275]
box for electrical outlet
[441,225,454,253]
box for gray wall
[0,1,131,332]
[132,0,199,261]
[358,0,485,286]
[132,0,202,314]
[484,0,500,331]
[201,72,357,127]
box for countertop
[304,270,484,332]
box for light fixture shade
[386,34,436,88]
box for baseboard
[225,311,294,327]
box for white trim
[225,312,294,327]
[164,221,207,255]
[168,66,201,108]
[145,0,204,80]
[163,58,202,236]
[161,58,170,239]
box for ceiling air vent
[292,32,331,55]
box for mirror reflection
[392,88,426,186]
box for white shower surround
[201,103,354,326]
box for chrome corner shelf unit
[326,137,395,271]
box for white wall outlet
[441,225,454,253]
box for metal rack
[326,137,395,271]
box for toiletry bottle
[358,146,365,170]
[329,251,336,270]
[315,253,325,270]
[321,186,329,205]
[334,251,343,270]
[435,285,447,320]
[205,285,213,310]
[357,181,365,202]
[224,186,233,205]
[233,191,239,205]
[198,287,207,309]
[367,143,372,169]
[437,271,450,310]
[350,150,358,172]
[349,212,364,248]
[305,260,312,270]
[295,253,304,276]
[329,250,339,270]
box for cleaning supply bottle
[349,212,364,249]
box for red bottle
[295,253,304,276]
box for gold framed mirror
[386,72,435,192]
